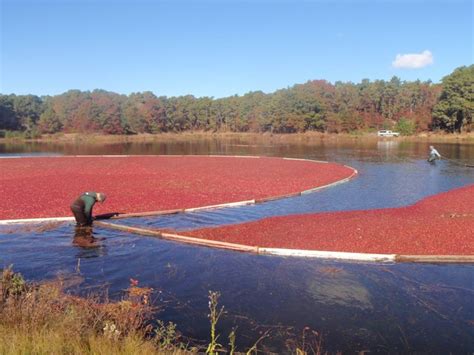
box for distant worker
[428,145,441,163]
[70,192,106,226]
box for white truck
[377,130,400,137]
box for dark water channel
[1,137,473,353]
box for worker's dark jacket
[70,192,99,226]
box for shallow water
[1,137,473,353]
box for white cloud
[392,50,434,69]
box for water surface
[1,137,473,353]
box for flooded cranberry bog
[0,155,354,220]
[179,184,474,257]
[1,137,474,353]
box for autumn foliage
[5,66,473,136]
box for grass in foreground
[0,266,187,354]
[0,266,326,354]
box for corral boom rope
[95,221,474,263]
[440,155,474,168]
[3,155,472,263]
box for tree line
[1,65,472,137]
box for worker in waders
[428,145,441,163]
[70,192,107,226]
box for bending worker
[70,192,106,226]
[428,145,441,163]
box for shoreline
[1,131,473,144]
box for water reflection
[306,273,373,310]
[1,136,474,165]
[72,226,107,258]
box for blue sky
[1,0,472,98]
